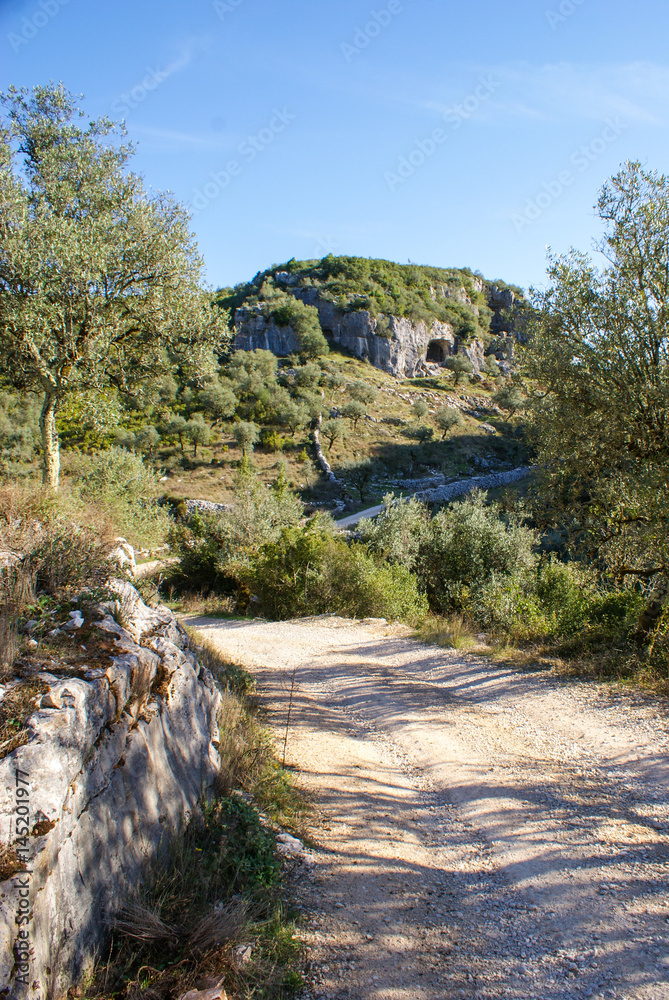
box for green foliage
[233,420,260,455]
[75,447,169,548]
[134,425,160,457]
[434,408,463,438]
[526,162,669,638]
[444,355,474,384]
[361,490,537,613]
[262,429,287,453]
[484,355,501,378]
[0,84,228,488]
[349,380,378,406]
[199,379,237,424]
[341,400,366,428]
[0,391,40,468]
[186,415,210,456]
[169,465,303,591]
[218,257,495,340]
[251,516,428,625]
[411,399,429,420]
[470,559,646,644]
[215,796,281,890]
[262,286,329,358]
[321,418,346,449]
[492,384,525,416]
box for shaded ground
[185,614,669,1000]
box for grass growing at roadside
[79,639,309,1000]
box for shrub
[435,408,463,438]
[75,447,169,549]
[251,517,428,625]
[360,494,432,573]
[360,489,538,614]
[233,420,260,455]
[425,491,537,610]
[262,429,287,453]
[0,484,111,605]
[168,465,302,592]
[411,399,429,420]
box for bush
[251,517,428,625]
[75,447,169,549]
[0,484,111,606]
[168,465,303,593]
[262,429,287,453]
[360,490,538,614]
[469,558,647,643]
[425,491,538,610]
[435,408,463,438]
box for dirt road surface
[185,614,669,1000]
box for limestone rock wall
[231,288,512,377]
[0,583,222,1000]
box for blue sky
[1,0,668,293]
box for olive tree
[527,162,669,640]
[0,84,227,489]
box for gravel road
[185,614,669,1000]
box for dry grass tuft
[112,904,180,946]
[416,613,479,651]
[185,900,251,955]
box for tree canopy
[527,161,669,638]
[0,83,228,488]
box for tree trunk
[40,390,60,491]
[634,579,668,645]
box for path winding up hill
[186,614,669,1000]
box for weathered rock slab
[0,583,221,1000]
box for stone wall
[0,583,222,1000]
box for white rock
[0,585,222,1000]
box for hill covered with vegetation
[217,255,526,342]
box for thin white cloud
[419,60,669,127]
[130,125,234,149]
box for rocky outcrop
[0,583,222,1000]
[231,282,522,378]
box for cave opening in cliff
[426,340,449,363]
[322,328,334,341]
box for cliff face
[231,276,522,377]
[0,583,221,1000]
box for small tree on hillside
[186,416,211,457]
[233,420,260,455]
[411,399,429,420]
[0,85,227,489]
[342,400,366,429]
[321,418,346,449]
[434,408,463,439]
[349,380,378,406]
[492,384,525,417]
[445,355,474,385]
[484,355,501,378]
[166,415,189,452]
